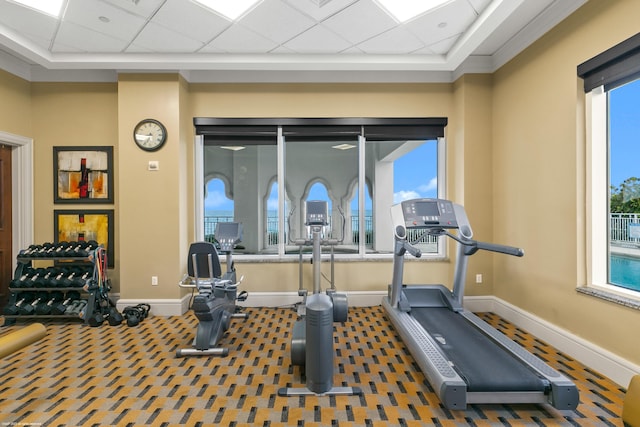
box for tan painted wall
[187,83,473,294]
[0,70,31,135]
[30,82,119,288]
[492,0,640,364]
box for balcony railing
[610,213,640,247]
[206,213,640,249]
[205,214,436,248]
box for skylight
[193,0,263,21]
[11,0,64,17]
[375,0,451,23]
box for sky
[609,78,640,188]
[204,141,438,214]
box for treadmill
[381,198,579,410]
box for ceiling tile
[322,0,396,45]
[284,24,351,53]
[63,0,146,41]
[152,0,231,44]
[129,22,204,52]
[101,0,165,18]
[53,21,129,52]
[239,0,316,44]
[405,0,477,46]
[0,1,58,41]
[357,27,424,54]
[282,0,357,21]
[201,25,278,53]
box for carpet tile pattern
[0,307,626,426]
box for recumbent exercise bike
[177,222,247,357]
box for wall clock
[133,119,167,152]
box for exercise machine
[177,222,247,357]
[382,198,579,410]
[278,200,361,396]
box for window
[608,79,640,292]
[579,33,640,297]
[194,118,446,258]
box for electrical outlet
[475,274,483,284]
[151,276,158,286]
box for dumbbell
[9,268,36,288]
[59,269,81,288]
[19,292,50,315]
[51,291,81,315]
[72,270,92,288]
[65,299,87,316]
[48,268,68,288]
[3,292,35,315]
[33,242,54,257]
[20,244,41,257]
[51,241,70,257]
[23,269,47,288]
[35,291,65,315]
[31,267,57,288]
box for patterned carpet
[0,306,626,426]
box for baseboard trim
[465,295,640,387]
[116,291,388,317]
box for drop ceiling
[0,0,587,83]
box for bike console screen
[400,198,458,229]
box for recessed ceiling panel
[239,0,316,44]
[405,0,477,46]
[282,0,357,21]
[102,0,165,18]
[322,0,396,45]
[283,25,351,53]
[129,22,204,52]
[357,27,425,54]
[53,21,129,52]
[63,0,146,41]
[201,25,278,53]
[0,0,58,40]
[152,0,231,44]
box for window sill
[576,286,640,310]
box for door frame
[0,131,33,272]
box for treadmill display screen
[414,201,440,217]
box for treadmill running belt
[411,307,547,393]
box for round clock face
[133,119,167,152]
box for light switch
[148,160,159,171]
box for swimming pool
[610,254,640,292]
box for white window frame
[586,85,640,300]
[194,128,447,260]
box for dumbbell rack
[3,253,101,326]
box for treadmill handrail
[442,230,524,258]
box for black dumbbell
[32,267,55,288]
[51,290,81,315]
[3,292,35,315]
[9,268,36,288]
[72,270,92,288]
[21,244,41,257]
[20,292,50,315]
[35,291,65,315]
[33,242,54,257]
[49,268,68,288]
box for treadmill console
[400,199,458,229]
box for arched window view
[198,118,445,257]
